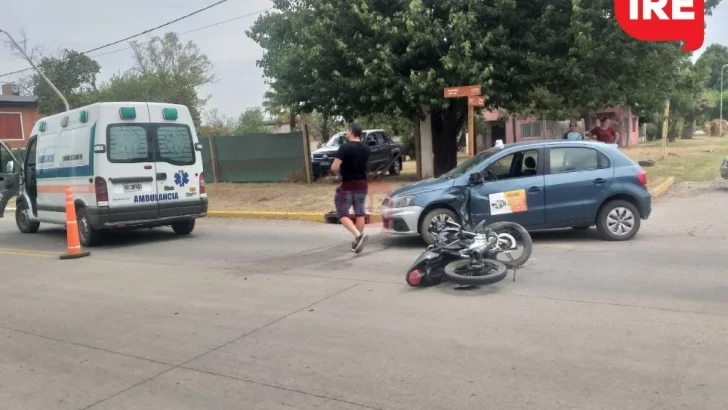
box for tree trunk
[430,101,467,177]
[288,106,297,131]
[321,114,329,143]
[681,116,695,139]
[667,120,678,142]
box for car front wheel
[596,200,641,241]
[419,208,459,245]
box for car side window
[375,132,387,145]
[549,147,604,174]
[484,149,539,180]
[365,133,378,145]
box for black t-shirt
[335,141,370,187]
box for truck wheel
[76,207,102,247]
[389,158,402,175]
[172,219,196,235]
[15,201,40,234]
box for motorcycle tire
[486,221,533,267]
[443,259,508,286]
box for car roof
[499,139,622,152]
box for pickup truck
[310,129,403,180]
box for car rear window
[157,126,195,166]
[108,125,151,163]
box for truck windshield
[324,133,347,148]
[107,123,196,166]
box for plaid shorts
[334,187,367,218]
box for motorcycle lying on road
[405,219,533,288]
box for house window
[0,113,23,140]
[520,122,542,138]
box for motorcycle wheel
[443,259,508,286]
[486,221,533,267]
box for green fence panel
[212,132,305,183]
[197,136,214,183]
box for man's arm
[330,145,345,173]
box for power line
[0,1,269,79]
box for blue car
[381,140,651,244]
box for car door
[364,132,383,171]
[468,147,546,228]
[0,141,20,218]
[544,146,614,223]
[375,132,391,167]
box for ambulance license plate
[123,183,143,192]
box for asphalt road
[1,185,728,410]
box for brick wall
[0,105,41,149]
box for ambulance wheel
[76,207,102,247]
[15,202,40,234]
[172,219,196,235]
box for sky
[1,0,727,122]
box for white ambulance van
[0,102,208,247]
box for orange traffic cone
[59,184,90,260]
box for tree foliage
[696,44,728,92]
[31,50,101,115]
[26,32,214,125]
[235,106,269,134]
[249,0,722,175]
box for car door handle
[157,173,167,181]
[594,178,606,184]
[528,186,541,192]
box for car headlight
[389,195,415,208]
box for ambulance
[0,102,208,246]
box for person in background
[330,123,370,253]
[563,122,584,140]
[586,116,620,145]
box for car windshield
[441,147,501,179]
[325,133,347,148]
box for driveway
[1,186,727,410]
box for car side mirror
[5,161,15,173]
[469,172,483,184]
[317,143,323,148]
[368,140,377,146]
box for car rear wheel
[419,208,459,245]
[596,200,640,241]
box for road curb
[207,211,325,222]
[648,176,675,198]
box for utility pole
[721,64,727,137]
[0,29,69,111]
[661,99,670,160]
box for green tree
[31,50,101,115]
[198,108,236,136]
[666,58,712,140]
[99,32,215,125]
[696,44,728,91]
[248,0,720,175]
[235,106,269,134]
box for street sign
[444,85,481,98]
[468,96,485,106]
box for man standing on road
[331,123,370,253]
[586,116,620,146]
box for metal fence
[199,132,307,183]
